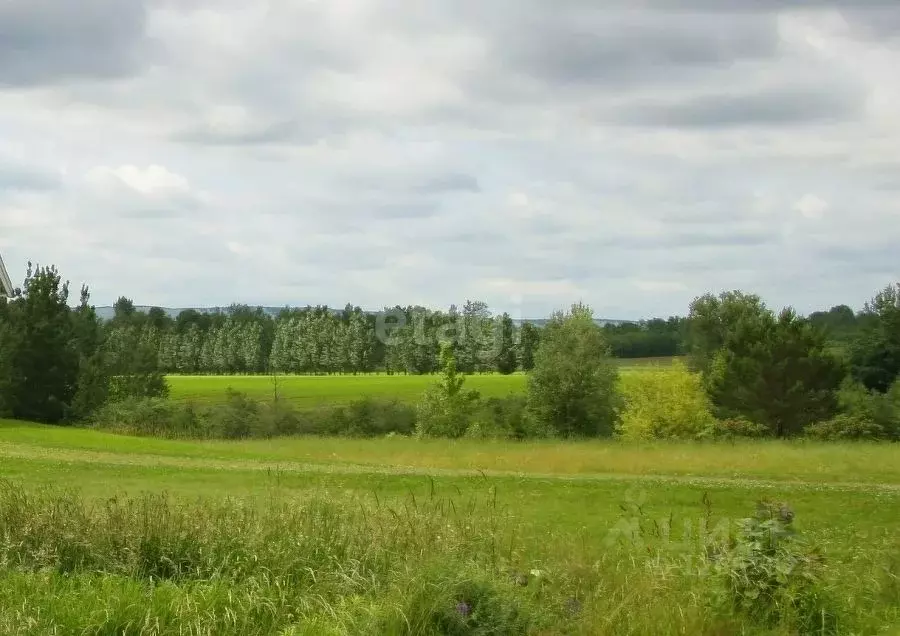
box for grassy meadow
[1,416,899,634]
[166,357,678,408]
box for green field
[1,418,899,634]
[166,358,677,408]
[168,372,527,408]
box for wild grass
[0,477,897,635]
[1,419,899,634]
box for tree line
[1,261,898,438]
[89,297,685,376]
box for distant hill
[93,305,636,327]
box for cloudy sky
[1,1,898,319]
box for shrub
[91,394,418,440]
[210,388,263,439]
[616,361,716,440]
[807,378,900,441]
[709,417,768,440]
[327,399,416,438]
[465,396,550,440]
[91,397,183,438]
[806,414,885,441]
[417,388,480,439]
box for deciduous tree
[526,303,621,437]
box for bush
[92,394,419,440]
[616,361,716,440]
[327,399,416,438]
[807,378,900,441]
[416,387,480,439]
[465,396,553,440]
[806,414,885,441]
[91,397,184,438]
[709,417,768,440]
[212,388,262,439]
[707,501,839,634]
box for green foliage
[707,501,838,634]
[848,283,900,393]
[517,322,540,372]
[493,312,518,375]
[465,396,552,440]
[526,303,622,438]
[805,414,886,441]
[709,417,769,440]
[604,317,685,359]
[378,567,535,635]
[327,398,417,438]
[416,344,481,438]
[685,291,768,375]
[103,325,170,402]
[616,360,716,440]
[703,308,845,438]
[91,394,417,440]
[0,264,80,423]
[806,378,900,441]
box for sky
[1,1,898,320]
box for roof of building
[0,252,13,297]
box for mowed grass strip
[1,450,898,554]
[3,420,900,485]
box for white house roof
[0,251,13,297]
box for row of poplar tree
[109,298,540,375]
[105,298,684,376]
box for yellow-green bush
[616,361,717,440]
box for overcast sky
[1,1,898,319]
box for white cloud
[86,165,191,197]
[793,194,829,219]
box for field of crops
[166,357,676,408]
[1,416,899,634]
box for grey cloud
[491,11,779,88]
[373,202,441,220]
[2,1,899,319]
[114,208,191,220]
[172,120,305,147]
[816,244,900,275]
[0,162,61,192]
[413,173,480,194]
[842,7,900,40]
[612,83,864,128]
[0,0,149,86]
[630,0,892,7]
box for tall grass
[0,480,897,634]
